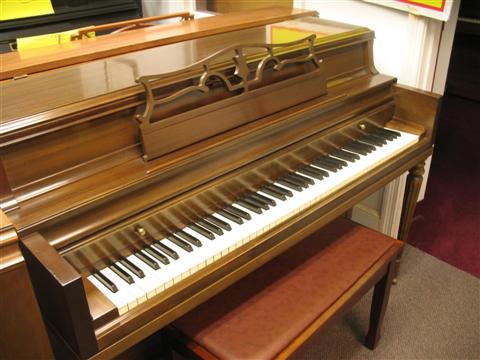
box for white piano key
[115,260,148,304]
[157,238,193,285]
[87,274,129,316]
[87,128,419,317]
[125,254,164,298]
[100,267,140,311]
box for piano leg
[394,161,425,283]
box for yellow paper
[16,29,94,51]
[403,0,444,10]
[271,27,327,44]
[1,0,54,21]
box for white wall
[142,0,195,21]
[296,0,441,88]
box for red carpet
[408,94,480,277]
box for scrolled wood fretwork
[135,35,321,126]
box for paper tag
[1,0,54,21]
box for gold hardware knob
[358,123,366,131]
[135,226,146,236]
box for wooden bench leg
[365,259,396,350]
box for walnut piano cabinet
[0,8,441,360]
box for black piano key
[134,251,159,270]
[119,258,145,278]
[324,155,348,168]
[367,133,389,145]
[197,219,224,236]
[93,271,118,293]
[312,159,338,172]
[297,167,324,181]
[277,178,303,192]
[343,143,369,156]
[260,186,287,201]
[332,149,360,161]
[289,172,315,185]
[243,195,269,210]
[225,205,251,220]
[352,141,376,153]
[153,241,179,260]
[176,230,202,247]
[249,192,276,207]
[144,246,170,265]
[189,223,216,239]
[217,209,243,225]
[359,135,385,147]
[284,174,309,188]
[265,183,293,197]
[110,263,134,284]
[372,128,396,141]
[167,234,194,252]
[236,199,262,214]
[206,215,232,231]
[318,156,343,168]
[304,165,330,178]
[378,128,401,139]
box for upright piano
[0,7,440,359]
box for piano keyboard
[88,128,418,315]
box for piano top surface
[0,16,365,128]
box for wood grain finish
[83,278,119,329]
[0,210,53,359]
[0,263,54,359]
[1,28,376,240]
[0,7,318,80]
[394,162,426,281]
[72,12,195,40]
[4,11,440,360]
[0,21,366,130]
[365,260,396,349]
[20,233,98,359]
[138,36,325,160]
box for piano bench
[165,217,403,360]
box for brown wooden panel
[2,112,138,189]
[20,233,98,359]
[393,84,442,143]
[0,263,54,359]
[83,278,119,329]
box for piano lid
[0,7,317,81]
[0,16,366,131]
